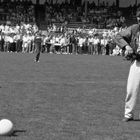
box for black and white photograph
[0,0,140,139]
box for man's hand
[137,47,140,54]
[124,45,134,61]
[125,45,133,56]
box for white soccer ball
[0,119,13,136]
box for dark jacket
[114,24,140,52]
[70,36,77,44]
[34,35,42,51]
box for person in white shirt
[15,33,23,52]
[4,25,10,34]
[93,36,100,55]
[22,34,29,53]
[0,24,4,33]
[88,36,94,55]
[100,36,108,55]
[78,36,85,54]
[60,35,68,54]
[4,34,13,52]
[43,35,51,53]
[26,33,33,53]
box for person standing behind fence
[22,33,28,53]
[14,33,21,52]
[88,36,94,55]
[97,38,102,55]
[78,36,84,54]
[34,31,42,62]
[70,34,77,54]
[83,36,89,54]
[101,36,108,55]
[0,32,4,52]
[93,36,100,55]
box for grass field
[0,52,140,140]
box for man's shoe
[122,117,134,122]
[34,59,39,62]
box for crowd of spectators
[0,22,124,57]
[0,0,137,58]
[0,23,38,53]
[45,1,127,29]
[0,0,136,30]
[40,25,124,56]
[0,0,35,24]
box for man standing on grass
[114,11,140,122]
[34,31,42,62]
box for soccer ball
[0,119,13,136]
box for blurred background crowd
[0,0,139,56]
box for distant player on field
[34,31,42,62]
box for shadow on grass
[9,130,26,137]
[124,119,140,122]
[133,119,140,122]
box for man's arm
[114,26,132,49]
[114,26,134,58]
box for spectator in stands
[88,36,94,55]
[15,33,23,52]
[0,32,4,52]
[93,35,100,55]
[78,36,85,54]
[69,34,77,54]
